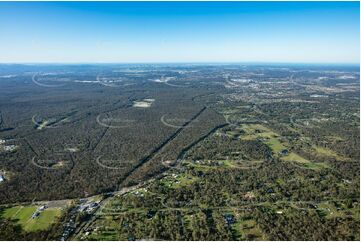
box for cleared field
[80,216,121,240]
[170,173,198,189]
[25,208,62,231]
[279,152,330,170]
[316,201,359,220]
[280,151,332,170]
[302,162,330,170]
[313,146,347,161]
[281,152,309,163]
[2,206,22,218]
[265,138,286,153]
[239,124,323,168]
[185,159,263,171]
[1,205,62,232]
[240,124,286,153]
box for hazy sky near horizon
[0,1,359,63]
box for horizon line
[0,61,359,66]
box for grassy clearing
[317,202,344,219]
[242,124,269,133]
[240,124,286,153]
[158,171,199,189]
[313,146,346,161]
[240,124,319,168]
[86,228,119,240]
[281,152,309,163]
[233,218,265,240]
[316,201,358,220]
[281,152,328,170]
[85,218,120,240]
[2,206,37,225]
[183,160,219,172]
[174,175,198,188]
[1,205,62,232]
[265,138,286,153]
[302,162,329,170]
[2,206,24,218]
[24,208,62,231]
[184,159,261,171]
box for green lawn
[24,208,62,231]
[2,206,25,218]
[1,205,62,232]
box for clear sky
[0,1,359,64]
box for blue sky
[0,1,359,63]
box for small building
[224,214,235,226]
[32,211,40,219]
[78,205,87,212]
[266,188,274,194]
[146,210,156,219]
[38,205,47,211]
[4,145,17,152]
[279,149,289,156]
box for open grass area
[172,174,199,189]
[239,124,319,168]
[2,206,37,227]
[302,161,329,170]
[2,206,25,218]
[281,152,309,163]
[1,205,62,232]
[281,152,328,170]
[160,172,199,189]
[184,159,261,171]
[265,137,286,153]
[84,218,121,240]
[183,160,217,172]
[317,202,344,219]
[317,201,359,220]
[87,230,118,241]
[233,217,265,240]
[240,124,286,153]
[24,208,62,231]
[313,146,347,161]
